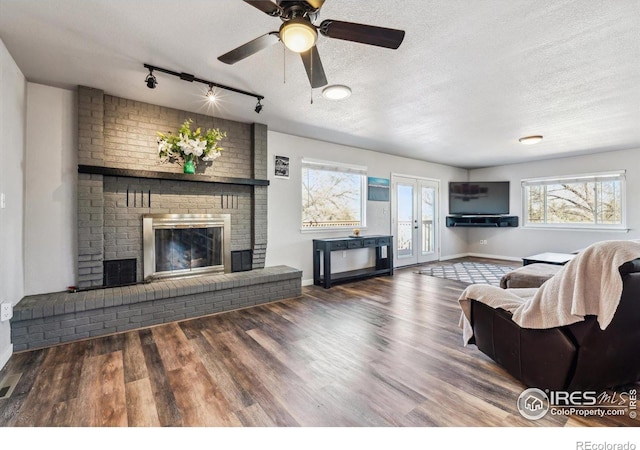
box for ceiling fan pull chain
[283,45,286,84]
[310,51,314,104]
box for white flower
[202,150,221,161]
[190,139,206,157]
[156,120,225,167]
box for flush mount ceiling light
[322,84,352,100]
[519,135,544,145]
[279,17,317,53]
[143,63,264,113]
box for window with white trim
[522,171,625,228]
[301,159,367,230]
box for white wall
[24,83,77,295]
[0,39,26,369]
[265,131,468,284]
[467,148,640,258]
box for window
[522,171,625,228]
[301,159,367,230]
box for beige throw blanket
[458,240,640,345]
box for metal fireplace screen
[155,227,222,272]
[143,214,231,280]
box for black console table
[313,235,394,288]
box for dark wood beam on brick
[78,165,269,187]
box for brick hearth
[12,266,301,351]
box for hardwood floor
[0,263,637,427]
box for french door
[392,175,439,267]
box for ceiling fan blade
[304,0,325,10]
[300,46,328,88]
[243,0,282,16]
[218,32,280,65]
[319,20,405,49]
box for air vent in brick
[103,259,137,287]
[231,250,253,272]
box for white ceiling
[0,0,639,169]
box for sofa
[468,258,640,391]
[499,263,562,289]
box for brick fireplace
[76,86,268,289]
[10,86,302,352]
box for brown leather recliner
[468,259,640,391]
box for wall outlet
[480,240,488,245]
[342,251,347,258]
[0,193,5,209]
[0,303,12,322]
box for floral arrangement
[157,119,227,171]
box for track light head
[145,69,157,89]
[206,84,216,102]
[255,99,263,114]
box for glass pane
[191,228,222,268]
[526,185,544,223]
[596,180,622,224]
[421,187,435,254]
[546,182,596,224]
[397,184,414,257]
[155,227,223,273]
[302,167,363,228]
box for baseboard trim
[302,279,314,287]
[467,252,522,262]
[439,253,469,261]
[0,344,13,371]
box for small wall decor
[274,155,290,179]
[368,177,390,201]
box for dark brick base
[11,266,302,351]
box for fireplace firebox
[143,214,231,280]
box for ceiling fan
[218,0,406,89]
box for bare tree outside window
[302,164,365,229]
[524,174,624,227]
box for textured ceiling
[0,0,638,169]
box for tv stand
[446,215,518,228]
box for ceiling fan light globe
[280,19,317,53]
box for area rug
[417,261,519,286]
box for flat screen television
[449,181,510,215]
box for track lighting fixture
[145,68,157,89]
[143,63,264,113]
